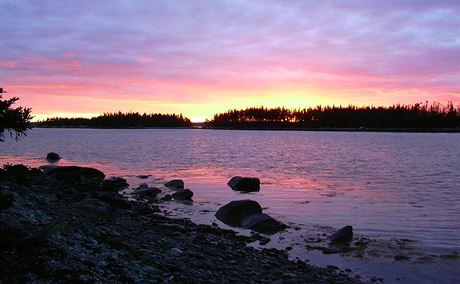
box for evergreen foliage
[206,102,460,129]
[0,88,32,142]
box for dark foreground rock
[228,176,260,192]
[42,166,105,183]
[328,225,354,244]
[0,166,359,283]
[46,152,61,162]
[164,179,184,190]
[102,177,129,191]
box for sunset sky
[1,0,459,122]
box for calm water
[1,128,460,251]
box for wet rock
[102,177,129,191]
[76,199,112,217]
[171,189,193,200]
[46,152,61,162]
[241,213,287,234]
[164,179,184,190]
[134,187,162,198]
[44,166,105,183]
[328,225,353,244]
[161,194,172,201]
[215,200,262,227]
[227,176,260,192]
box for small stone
[170,247,183,257]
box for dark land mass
[0,164,359,283]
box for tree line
[205,102,460,129]
[38,112,192,128]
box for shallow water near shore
[1,128,460,282]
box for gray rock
[215,200,262,227]
[328,225,353,244]
[227,176,260,192]
[102,177,129,191]
[46,152,61,162]
[171,189,193,200]
[76,199,112,216]
[241,213,287,234]
[164,179,184,190]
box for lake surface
[1,128,460,253]
[0,129,460,251]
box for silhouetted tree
[0,88,32,142]
[38,111,192,128]
[206,103,460,130]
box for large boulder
[46,152,61,162]
[43,166,105,183]
[241,213,286,234]
[227,176,260,192]
[171,189,193,201]
[102,177,129,191]
[328,225,353,244]
[215,200,262,227]
[164,179,184,190]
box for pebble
[170,247,183,257]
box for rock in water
[44,166,105,182]
[134,187,162,198]
[46,152,61,162]
[328,225,353,244]
[164,179,184,190]
[215,200,262,227]
[171,189,193,200]
[102,177,129,191]
[241,213,287,234]
[227,176,260,192]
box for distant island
[205,102,460,131]
[38,112,192,128]
[36,102,460,131]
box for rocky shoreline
[0,164,360,283]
